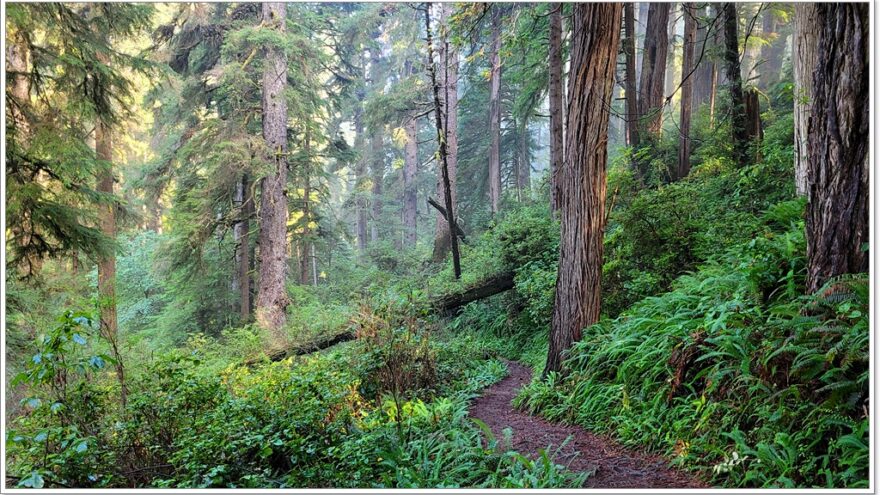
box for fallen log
[255,272,516,362]
[258,330,356,363]
[427,197,468,244]
[434,271,515,314]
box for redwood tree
[548,3,563,212]
[677,2,696,179]
[793,3,819,197]
[256,2,291,337]
[637,3,669,140]
[722,2,748,167]
[545,2,622,376]
[805,3,869,293]
[623,3,639,148]
[488,6,502,215]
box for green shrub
[517,211,869,488]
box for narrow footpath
[469,360,708,488]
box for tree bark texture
[805,3,869,293]
[722,2,749,167]
[433,3,459,261]
[623,3,639,148]
[549,3,564,212]
[233,174,252,320]
[677,2,696,180]
[545,3,621,377]
[744,88,763,144]
[95,119,126,407]
[488,7,503,215]
[793,3,820,197]
[256,2,290,337]
[403,110,418,247]
[637,3,669,139]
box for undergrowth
[515,202,869,488]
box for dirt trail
[469,360,708,488]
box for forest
[3,1,871,490]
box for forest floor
[469,360,708,489]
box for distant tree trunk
[623,3,640,148]
[545,3,621,377]
[759,8,783,90]
[234,174,252,321]
[722,2,748,167]
[403,105,418,247]
[300,128,312,285]
[677,2,696,180]
[793,3,819,197]
[95,118,126,407]
[549,3,564,212]
[707,4,721,128]
[425,2,461,279]
[637,3,670,140]
[516,118,531,195]
[256,2,290,337]
[636,2,649,82]
[488,6,502,215]
[433,2,459,260]
[664,3,679,99]
[369,46,384,244]
[354,94,368,253]
[805,3,869,293]
[692,4,713,105]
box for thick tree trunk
[425,2,461,279]
[637,3,669,140]
[95,119,126,407]
[793,4,819,197]
[677,2,696,180]
[403,109,418,247]
[722,3,749,168]
[623,3,639,148]
[545,3,621,377]
[549,3,564,212]
[488,7,502,216]
[433,3,459,261]
[256,2,290,337]
[805,4,869,293]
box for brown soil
[469,360,709,488]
